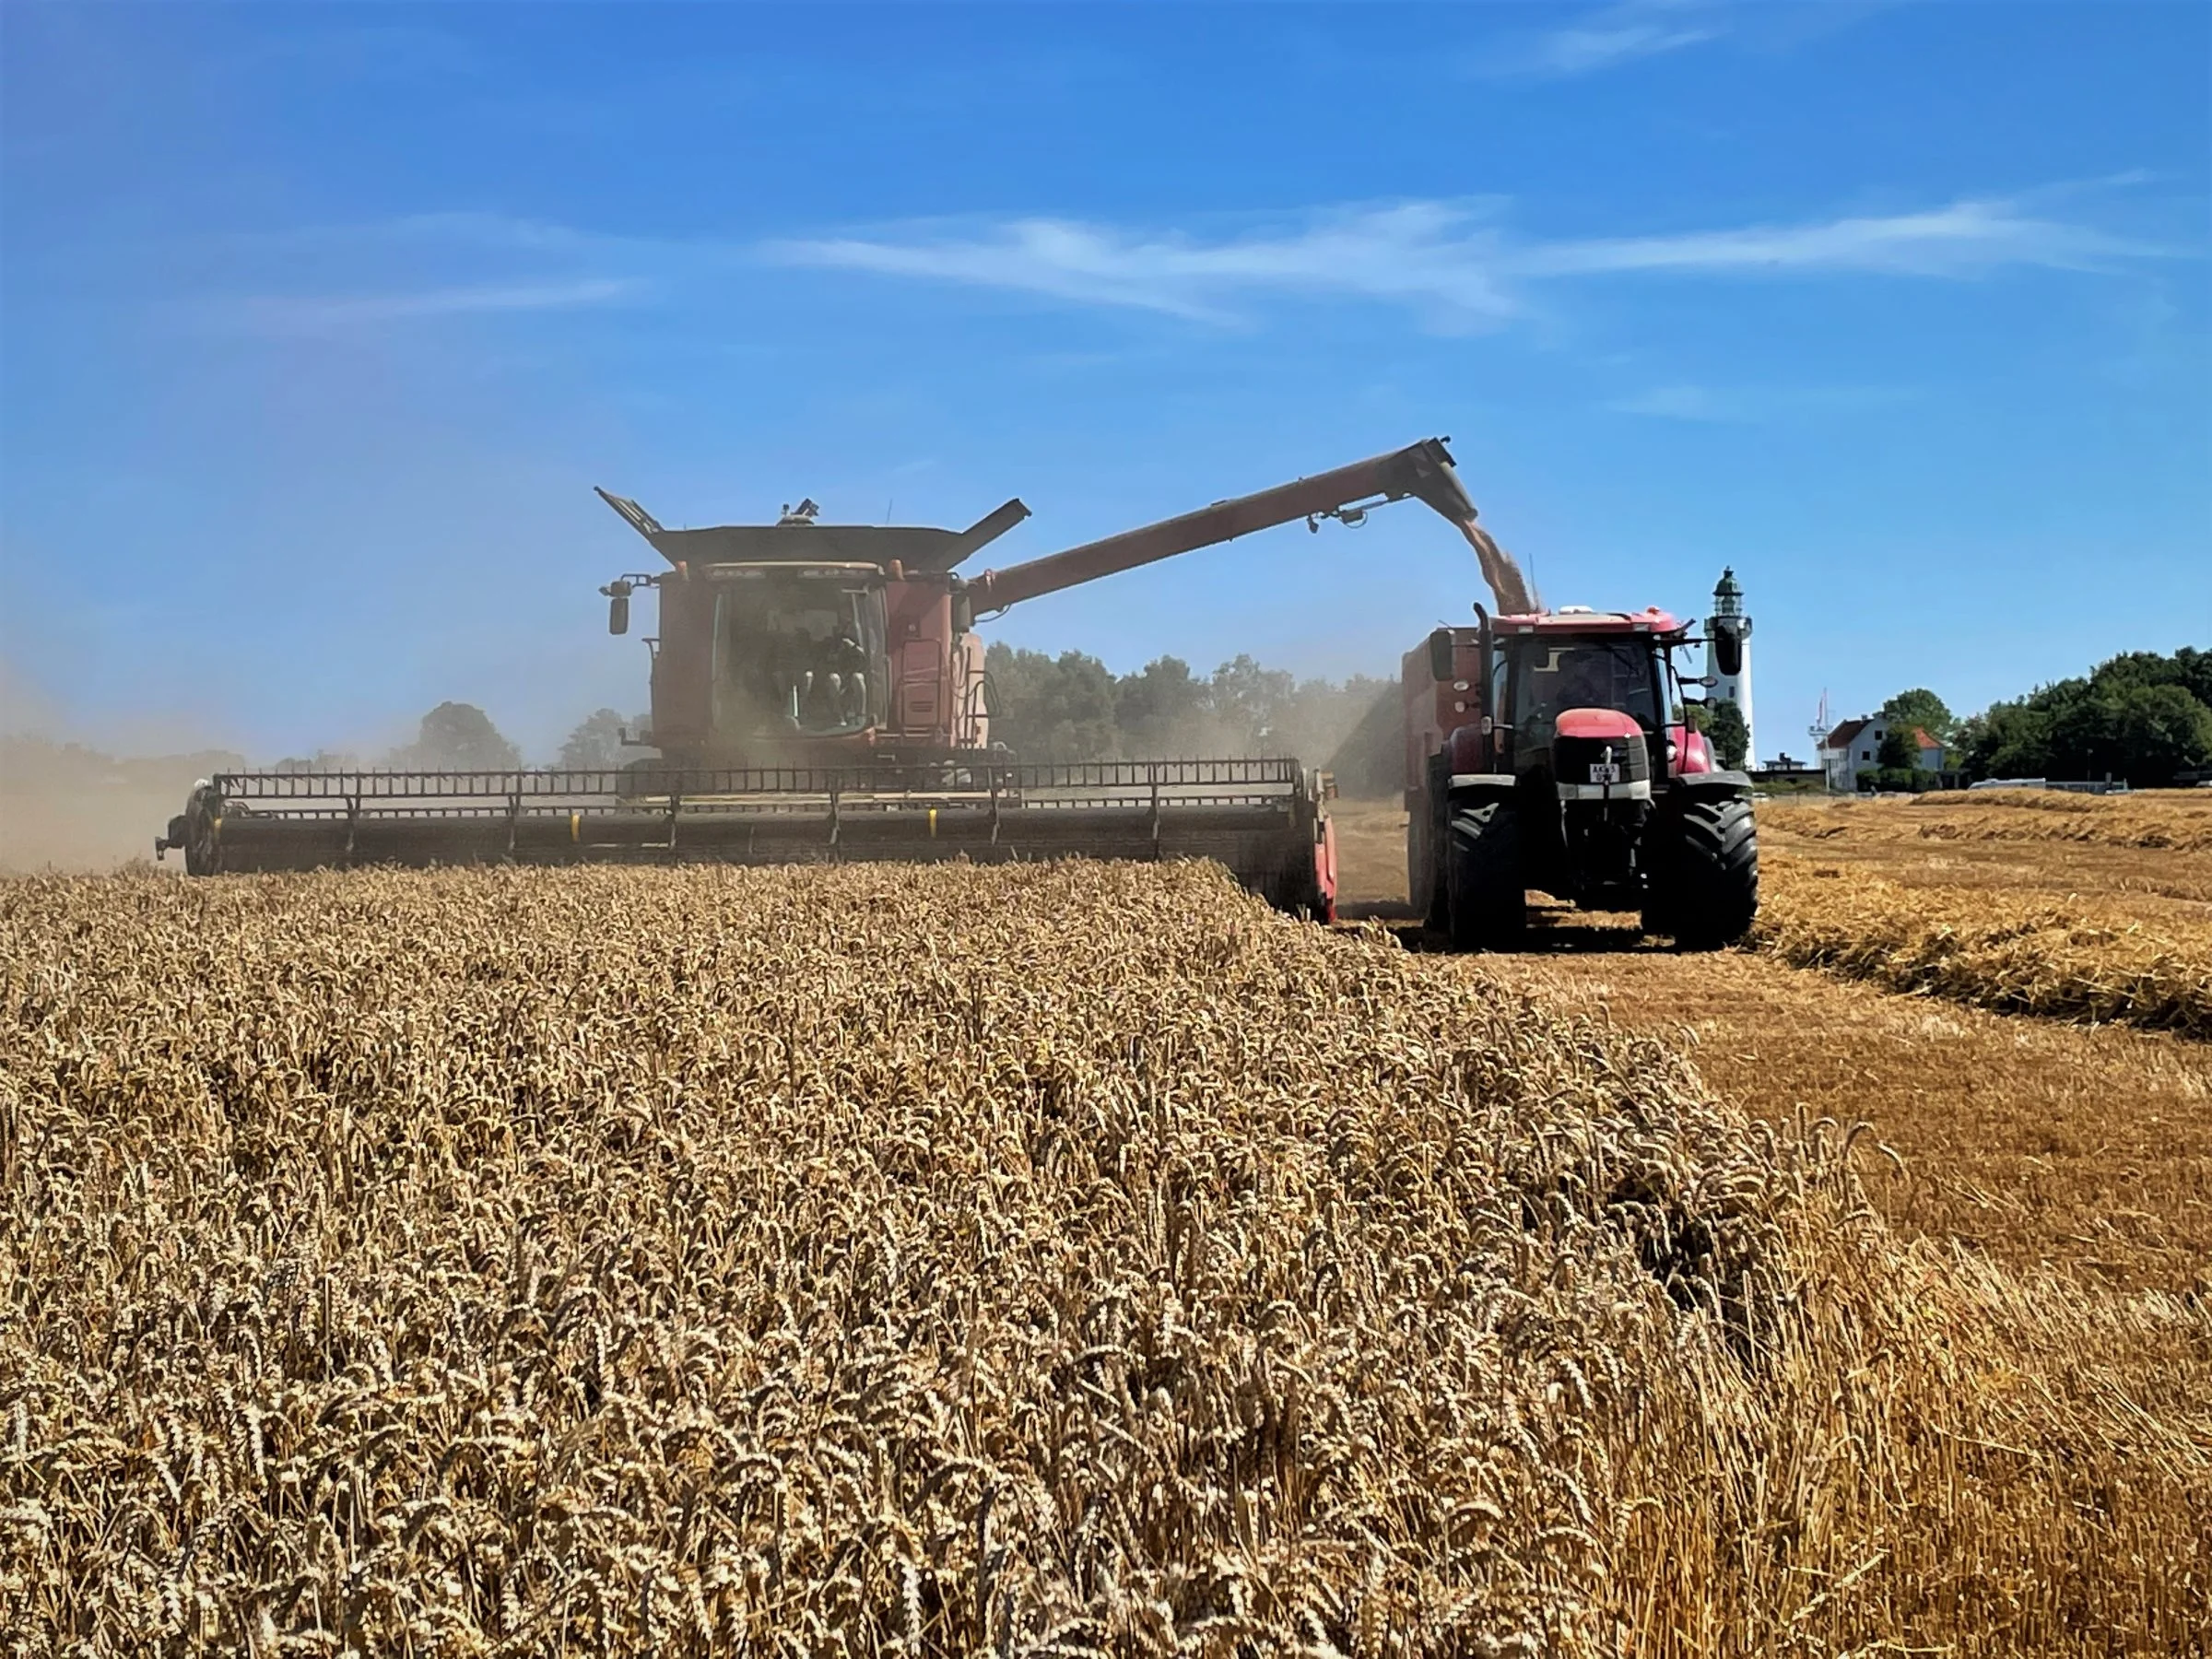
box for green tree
[2046,690,2125,781]
[1272,674,1389,770]
[391,702,520,771]
[1207,654,1297,750]
[1876,725,1920,771]
[2112,682,2212,787]
[1954,652,2212,785]
[2174,647,2212,710]
[1703,698,1750,770]
[983,644,1120,760]
[1113,656,1208,755]
[1879,688,1954,744]
[559,708,648,770]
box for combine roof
[594,488,1030,573]
[629,524,973,568]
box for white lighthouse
[1706,567,1755,764]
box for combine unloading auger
[160,438,1500,916]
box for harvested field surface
[1752,853,2212,1037]
[1500,933,2212,1292]
[1329,796,2212,1285]
[1760,792,2212,908]
[6,862,2206,1653]
[1762,788,2212,853]
[1330,794,2212,1034]
[1755,795,2212,1035]
[1329,798,1412,912]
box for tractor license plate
[1587,762,1622,783]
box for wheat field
[0,862,1799,1655]
[6,860,2205,1654]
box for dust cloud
[0,736,244,874]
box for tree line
[1865,650,2212,790]
[300,643,2212,796]
[1957,648,2212,787]
[281,649,1409,793]
[273,702,649,775]
[981,644,1401,794]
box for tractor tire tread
[1446,799,1525,951]
[1646,795,1759,949]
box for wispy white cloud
[1524,199,2160,277]
[1484,0,1728,78]
[172,184,2175,343]
[769,193,2175,331]
[203,277,648,335]
[770,202,1522,328]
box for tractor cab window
[1511,639,1662,739]
[709,572,887,738]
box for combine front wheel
[1644,796,1758,949]
[1445,798,1524,950]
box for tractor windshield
[708,570,888,738]
[1512,637,1663,738]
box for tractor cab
[1486,610,1693,911]
[1502,629,1666,781]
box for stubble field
[1335,792,2212,1283]
[4,792,2208,1653]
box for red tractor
[1403,604,1758,949]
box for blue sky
[2,0,2206,763]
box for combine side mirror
[1712,617,1745,677]
[1428,628,1454,683]
[603,580,632,636]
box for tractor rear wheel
[1445,798,1524,950]
[1643,796,1758,949]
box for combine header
[162,440,1491,917]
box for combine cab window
[709,573,888,737]
[1511,639,1663,738]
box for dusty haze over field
[0,738,246,874]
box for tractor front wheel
[1445,797,1525,950]
[1643,796,1759,949]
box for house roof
[1913,727,1943,749]
[1825,717,1872,751]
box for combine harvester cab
[159,439,1490,921]
[1402,603,1758,949]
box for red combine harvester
[1403,602,1758,949]
[163,439,1488,920]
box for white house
[1819,715,1944,791]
